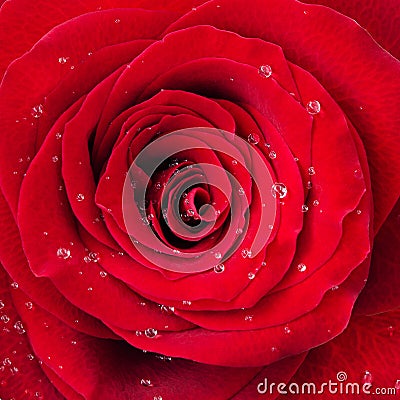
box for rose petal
[288,309,400,398]
[355,197,400,315]
[167,0,400,232]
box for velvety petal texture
[0,0,399,398]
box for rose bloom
[0,0,399,399]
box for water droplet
[31,104,43,119]
[269,150,277,159]
[144,328,158,338]
[140,378,153,387]
[236,228,243,235]
[331,285,339,291]
[87,287,93,292]
[83,256,91,263]
[76,193,85,202]
[214,264,225,273]
[182,300,192,306]
[25,302,33,310]
[58,57,69,64]
[1,315,10,323]
[313,200,320,207]
[284,326,292,334]
[88,252,99,262]
[241,248,252,258]
[356,209,362,215]
[214,252,222,260]
[232,159,238,166]
[297,263,307,272]
[114,18,121,23]
[308,166,315,175]
[258,64,272,78]
[55,132,62,140]
[27,354,35,360]
[271,346,278,352]
[388,325,395,337]
[51,155,59,163]
[247,133,260,145]
[271,183,288,199]
[0,300,4,310]
[3,358,12,366]
[14,321,25,334]
[238,187,245,196]
[244,315,253,322]
[248,272,256,280]
[362,370,373,384]
[302,204,309,212]
[306,100,321,115]
[57,247,71,259]
[10,282,19,289]
[306,181,312,189]
[153,396,163,400]
[294,157,299,162]
[99,271,107,278]
[261,261,267,267]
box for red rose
[0,0,399,399]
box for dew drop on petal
[297,263,307,272]
[284,326,292,334]
[248,272,256,280]
[247,133,260,145]
[58,57,69,64]
[269,150,277,159]
[51,156,59,163]
[27,354,35,360]
[214,252,222,260]
[356,209,362,215]
[306,100,321,115]
[388,325,395,337]
[153,396,163,400]
[13,321,26,334]
[99,271,107,278]
[214,264,225,273]
[313,200,320,207]
[308,166,315,175]
[140,379,153,387]
[236,228,243,235]
[362,371,373,384]
[0,300,4,310]
[10,282,19,289]
[258,64,272,78]
[25,302,33,310]
[241,248,252,258]
[76,193,85,202]
[114,18,121,23]
[1,315,10,323]
[244,315,253,322]
[271,183,288,199]
[56,248,71,260]
[302,204,309,212]
[31,104,43,119]
[144,328,158,338]
[232,159,238,166]
[238,187,245,196]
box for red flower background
[0,0,399,399]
